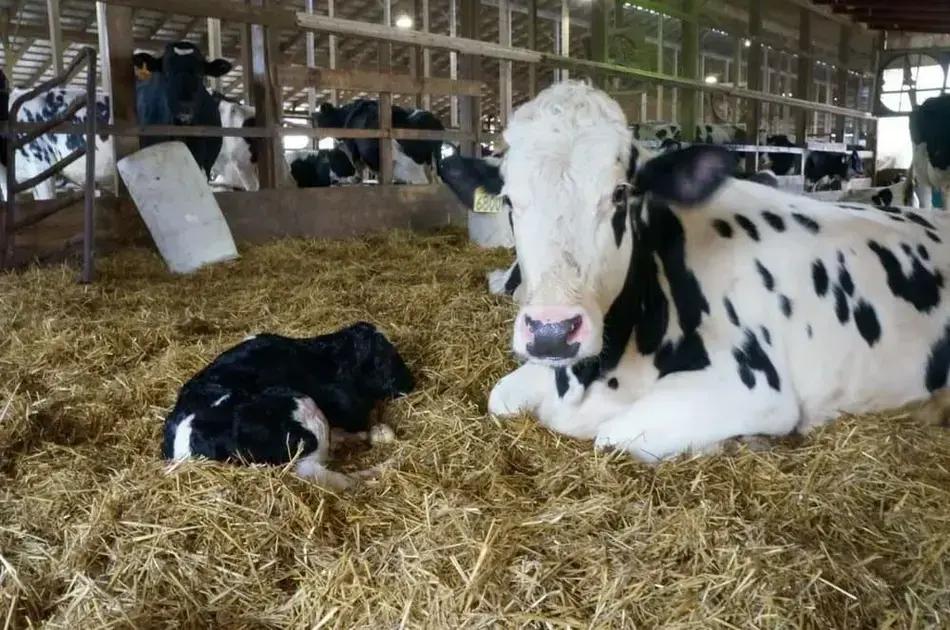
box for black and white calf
[162,322,414,488]
[462,81,949,462]
[908,93,950,209]
[289,147,359,187]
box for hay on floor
[0,230,948,628]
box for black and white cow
[632,122,747,145]
[163,322,414,489]
[839,181,913,208]
[458,81,949,462]
[289,147,359,187]
[133,42,233,178]
[316,99,445,184]
[765,134,797,176]
[908,93,950,209]
[805,149,864,192]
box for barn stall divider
[1,0,880,280]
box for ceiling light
[743,38,752,48]
[395,14,413,29]
[704,75,718,84]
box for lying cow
[908,93,950,209]
[289,148,359,187]
[459,81,949,462]
[316,99,444,184]
[163,322,414,489]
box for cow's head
[133,42,231,125]
[499,82,733,366]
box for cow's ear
[205,58,232,78]
[319,102,336,115]
[134,52,161,72]
[635,145,735,205]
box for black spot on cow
[760,326,772,346]
[853,300,881,347]
[834,286,850,323]
[875,204,900,214]
[927,230,942,244]
[792,213,820,234]
[779,295,793,318]
[555,368,570,398]
[905,212,937,231]
[925,324,950,392]
[918,244,930,261]
[761,211,786,232]
[812,260,829,297]
[806,324,814,338]
[724,297,740,327]
[655,332,711,378]
[889,215,906,223]
[901,243,913,255]
[611,207,627,247]
[734,214,760,241]
[607,377,619,390]
[733,329,781,391]
[837,259,855,297]
[755,260,775,291]
[712,219,733,239]
[837,203,868,211]
[504,264,521,296]
[868,240,944,313]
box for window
[879,54,947,113]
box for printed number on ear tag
[472,187,505,214]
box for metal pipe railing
[1,46,97,282]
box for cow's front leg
[594,369,799,463]
[488,363,554,417]
[917,182,934,209]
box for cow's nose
[518,307,589,360]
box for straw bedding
[1,230,948,629]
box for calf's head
[498,81,733,366]
[134,42,231,125]
[344,322,415,399]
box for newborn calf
[162,322,414,489]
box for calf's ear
[205,58,233,78]
[635,145,735,206]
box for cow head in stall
[498,81,734,366]
[133,42,232,177]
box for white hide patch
[292,397,330,464]
[172,413,195,460]
[211,394,230,407]
[173,46,196,56]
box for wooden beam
[559,0,569,81]
[247,0,280,188]
[795,7,812,143]
[46,0,64,75]
[498,0,512,125]
[449,0,458,127]
[458,0,480,157]
[679,0,699,142]
[378,0,393,186]
[103,2,137,202]
[590,0,608,88]
[277,65,483,96]
[304,0,316,117]
[745,0,763,158]
[527,0,537,97]
[834,24,851,142]
[98,0,296,29]
[207,17,223,91]
[421,0,431,110]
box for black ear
[134,52,162,72]
[319,102,336,115]
[635,145,735,205]
[205,58,232,78]
[437,155,503,210]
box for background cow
[466,81,949,462]
[289,148,359,187]
[908,93,950,209]
[632,122,747,145]
[316,99,444,184]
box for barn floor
[1,230,948,628]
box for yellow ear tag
[472,187,504,214]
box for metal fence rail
[1,46,98,282]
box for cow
[315,99,445,184]
[133,42,233,178]
[163,322,414,489]
[455,81,949,462]
[632,122,747,145]
[804,149,864,192]
[765,134,797,176]
[907,93,950,209]
[839,181,913,208]
[289,148,359,187]
[0,86,114,200]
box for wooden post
[104,5,137,164]
[378,0,393,185]
[458,0,480,157]
[834,25,851,143]
[328,0,337,105]
[421,0,431,110]
[207,18,223,91]
[449,0,458,127]
[560,0,569,81]
[679,0,698,141]
[241,27,253,104]
[745,0,763,160]
[590,0,608,88]
[47,0,64,75]
[304,0,316,118]
[95,3,111,97]
[408,0,421,108]
[247,0,280,188]
[0,11,11,73]
[657,15,664,120]
[498,0,512,125]
[527,0,537,98]
[795,7,812,145]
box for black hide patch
[611,207,628,247]
[760,326,772,346]
[712,219,733,239]
[733,329,781,391]
[607,377,619,389]
[779,295,793,318]
[634,145,735,205]
[812,260,829,297]
[853,300,881,347]
[837,257,855,297]
[504,264,522,296]
[734,214,760,241]
[724,297,740,327]
[868,240,944,313]
[927,230,942,244]
[755,260,775,292]
[555,367,570,398]
[905,212,937,231]
[655,333,711,378]
[925,324,950,392]
[834,286,851,323]
[806,324,814,338]
[761,211,786,232]
[918,245,930,261]
[792,213,820,234]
